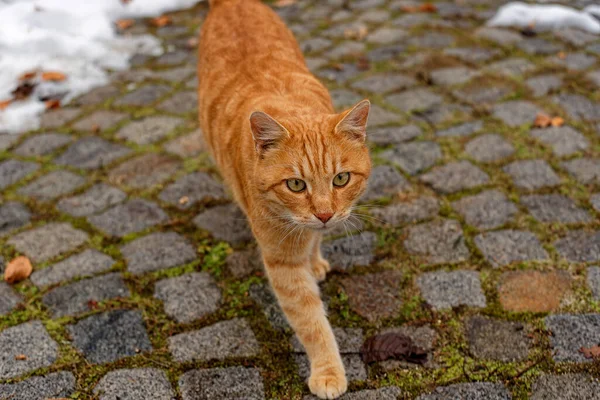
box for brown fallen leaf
[91,124,101,133]
[179,196,190,205]
[11,82,36,100]
[401,5,418,12]
[580,345,600,359]
[14,354,27,361]
[87,300,99,310]
[150,15,172,27]
[344,25,368,40]
[0,99,11,110]
[274,0,296,7]
[41,71,67,82]
[550,116,564,127]
[116,19,135,30]
[357,56,370,71]
[360,332,428,364]
[4,256,33,284]
[533,113,552,128]
[557,51,566,60]
[419,3,437,12]
[19,71,37,81]
[45,99,61,110]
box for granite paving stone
[17,170,86,201]
[522,194,591,223]
[158,90,198,114]
[109,153,180,188]
[0,371,75,400]
[554,230,600,262]
[550,52,596,71]
[443,47,499,63]
[153,66,195,81]
[116,116,184,145]
[114,84,171,106]
[169,318,259,362]
[68,310,152,364]
[0,201,31,236]
[588,266,600,300]
[380,141,441,175]
[545,314,600,362]
[368,125,421,146]
[592,193,600,212]
[530,126,589,156]
[42,273,129,317]
[0,321,58,379]
[321,231,376,271]
[493,101,542,127]
[517,38,562,55]
[164,129,207,157]
[372,197,439,226]
[55,137,131,170]
[0,159,39,189]
[475,27,521,45]
[249,283,289,331]
[503,160,560,190]
[179,367,265,400]
[155,272,222,323]
[404,219,470,265]
[341,271,403,322]
[555,28,598,46]
[351,73,416,94]
[466,316,530,362]
[417,382,511,400]
[293,353,366,382]
[452,84,512,105]
[436,120,482,137]
[417,270,486,310]
[498,270,572,313]
[475,230,549,268]
[121,231,196,274]
[553,93,600,121]
[159,171,227,209]
[532,374,600,400]
[94,368,175,400]
[358,9,390,23]
[367,105,401,126]
[72,110,126,132]
[304,387,402,400]
[452,190,517,230]
[465,134,515,163]
[74,84,120,105]
[386,88,443,112]
[366,27,408,45]
[331,89,362,110]
[31,249,115,287]
[88,199,168,237]
[487,57,535,77]
[301,37,332,53]
[57,183,127,217]
[360,165,410,201]
[40,108,80,129]
[367,44,405,62]
[0,133,20,151]
[329,41,365,59]
[317,63,361,83]
[420,161,489,194]
[0,282,21,316]
[561,158,600,184]
[526,74,563,97]
[227,247,263,278]
[407,32,455,48]
[8,223,88,262]
[14,132,72,156]
[430,67,479,86]
[193,203,253,244]
[589,70,600,87]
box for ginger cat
[199,0,371,398]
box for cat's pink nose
[315,212,333,223]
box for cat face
[251,100,371,232]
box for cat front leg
[263,255,347,399]
[310,233,331,282]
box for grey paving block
[94,368,175,400]
[550,52,596,71]
[88,199,168,237]
[368,125,421,146]
[444,47,500,63]
[41,108,81,129]
[366,27,408,45]
[72,110,126,132]
[361,165,410,202]
[43,273,129,317]
[31,249,115,287]
[530,126,589,156]
[417,270,486,310]
[179,367,265,400]
[380,141,441,176]
[56,137,131,170]
[14,133,73,156]
[367,105,401,126]
[372,197,439,226]
[517,38,562,55]
[57,183,126,217]
[493,101,542,127]
[0,282,22,316]
[116,116,183,145]
[74,84,120,105]
[159,172,227,209]
[436,120,482,137]
[0,321,58,379]
[0,159,39,190]
[475,230,549,268]
[592,193,600,212]
[169,318,259,362]
[452,85,512,105]
[68,310,152,364]
[503,160,560,190]
[249,283,288,331]
[526,74,563,98]
[452,190,517,230]
[522,194,591,223]
[555,28,598,46]
[487,58,535,77]
[404,219,470,265]
[431,67,479,86]
[155,272,222,323]
[121,231,196,274]
[553,93,600,122]
[420,161,489,194]
[164,129,207,158]
[588,266,600,300]
[293,353,366,382]
[0,134,20,151]
[321,231,377,271]
[545,314,600,362]
[351,74,416,94]
[407,32,455,48]
[0,371,75,400]
[554,230,600,262]
[193,204,253,244]
[114,84,171,106]
[561,158,600,184]
[331,89,362,110]
[17,170,86,201]
[158,91,198,114]
[532,374,600,400]
[466,316,530,362]
[417,382,511,400]
[227,247,263,278]
[386,88,443,113]
[291,327,363,354]
[303,387,402,400]
[465,134,515,163]
[109,153,180,189]
[341,271,403,322]
[8,223,88,262]
[0,201,31,236]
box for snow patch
[487,2,600,34]
[0,0,204,134]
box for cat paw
[311,258,331,282]
[308,368,347,399]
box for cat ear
[249,111,289,154]
[335,99,370,142]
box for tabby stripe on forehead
[303,141,317,173]
[319,133,328,175]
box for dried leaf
[91,124,100,133]
[151,15,172,27]
[179,196,190,205]
[401,5,418,12]
[0,99,11,110]
[550,116,564,127]
[360,332,428,365]
[41,71,67,82]
[116,19,135,30]
[14,354,27,361]
[45,99,61,110]
[274,0,297,7]
[580,345,600,359]
[419,3,437,12]
[4,256,33,284]
[533,113,552,128]
[344,25,368,40]
[11,82,36,100]
[357,56,370,71]
[557,51,566,60]
[87,300,99,310]
[19,71,37,81]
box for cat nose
[315,212,333,223]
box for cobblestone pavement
[1,0,600,399]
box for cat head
[250,100,371,232]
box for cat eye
[333,172,350,187]
[286,178,306,192]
